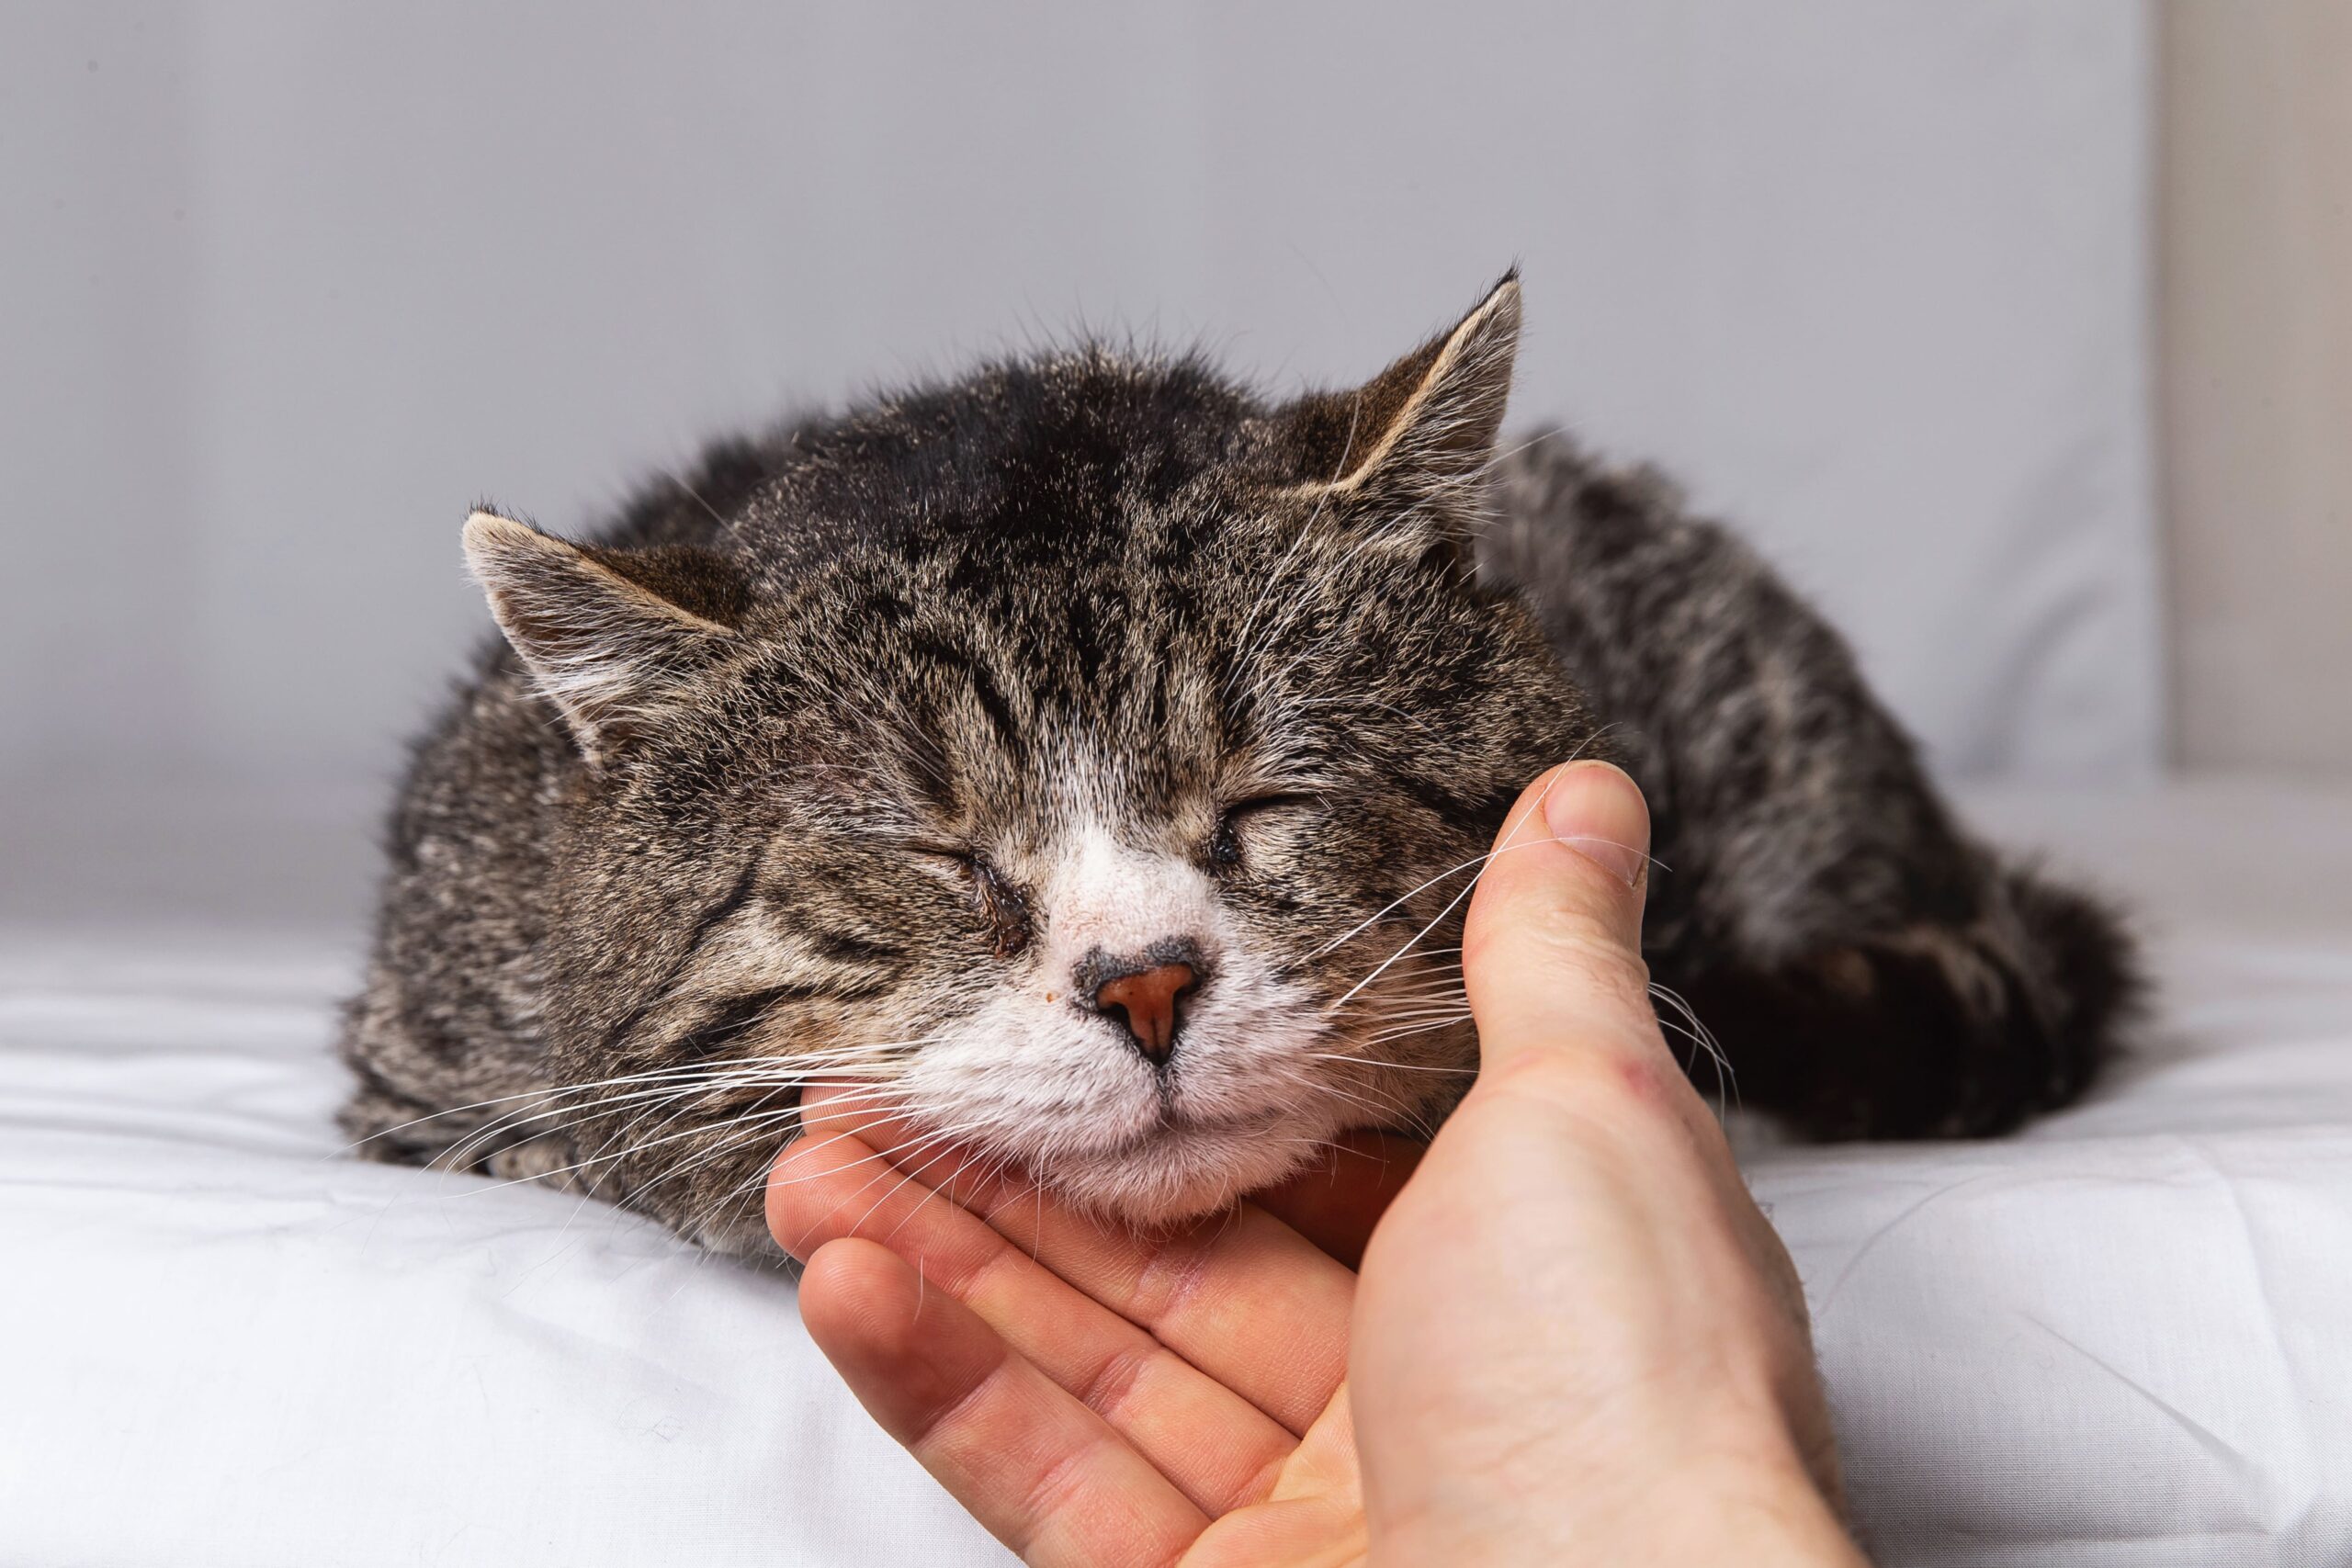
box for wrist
[1370,1440,1865,1568]
[1646,1452,1867,1568]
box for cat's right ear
[462,510,742,763]
[1262,273,1521,560]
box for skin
[766,760,1871,1567]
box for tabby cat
[340,276,2136,1253]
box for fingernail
[1542,760,1649,889]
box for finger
[1249,1130,1424,1269]
[801,1238,1208,1568]
[795,1086,1354,1438]
[1462,760,1667,1075]
[768,1123,1297,1513]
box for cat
[339,274,2138,1254]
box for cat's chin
[1037,1116,1323,1229]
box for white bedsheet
[4,777,2347,1566]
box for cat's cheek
[1154,989,1332,1119]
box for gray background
[4,2,2157,847]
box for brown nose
[1093,962,1199,1064]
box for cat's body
[341,279,2136,1252]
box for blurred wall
[2,2,2158,805]
[2163,2,2352,777]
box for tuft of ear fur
[1275,272,1522,543]
[461,510,741,761]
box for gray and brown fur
[340,276,2138,1251]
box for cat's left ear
[462,510,745,764]
[1272,272,1521,532]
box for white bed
[5,775,2347,1567]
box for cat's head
[467,276,1591,1234]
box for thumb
[1462,760,1661,1071]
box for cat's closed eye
[903,842,1032,958]
[970,859,1031,959]
[1210,795,1317,869]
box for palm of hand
[769,1097,1420,1568]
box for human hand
[1348,759,1863,1565]
[767,761,1865,1567]
[764,1093,1409,1564]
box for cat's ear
[1276,272,1521,525]
[462,510,742,761]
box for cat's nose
[1094,962,1198,1063]
[1088,953,1202,1065]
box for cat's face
[472,277,1589,1234]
